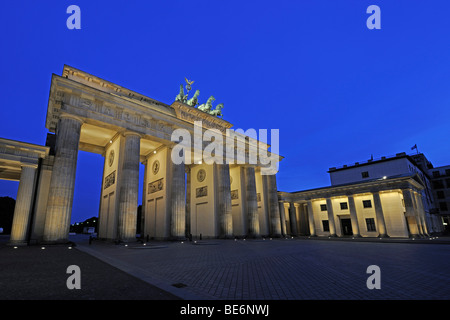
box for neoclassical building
[1,65,284,245]
[278,173,438,239]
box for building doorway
[340,218,353,236]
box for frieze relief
[196,186,208,198]
[148,178,164,194]
[104,171,116,189]
[178,110,225,132]
[171,101,233,133]
[56,91,172,135]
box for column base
[218,235,234,240]
[41,239,72,245]
[269,234,283,238]
[245,234,262,239]
[7,240,28,246]
[169,236,188,241]
[116,238,139,244]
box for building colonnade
[278,180,432,239]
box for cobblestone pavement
[0,236,180,300]
[74,236,450,300]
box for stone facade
[0,138,49,245]
[1,65,283,244]
[278,173,438,238]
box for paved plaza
[75,236,450,300]
[1,235,449,301]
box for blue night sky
[1,1,450,223]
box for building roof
[327,152,432,180]
[279,173,425,202]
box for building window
[432,171,441,178]
[322,220,330,232]
[446,169,450,176]
[433,180,444,189]
[320,204,327,211]
[366,218,376,232]
[363,200,372,208]
[361,171,369,178]
[340,202,348,210]
[437,191,445,199]
[446,179,450,188]
[440,202,448,212]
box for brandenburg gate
[2,65,283,245]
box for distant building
[278,152,446,238]
[428,165,450,232]
[328,152,439,232]
[83,227,95,234]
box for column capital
[20,163,38,169]
[59,113,84,124]
[121,131,142,139]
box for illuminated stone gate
[3,65,283,244]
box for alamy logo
[366,5,381,30]
[66,265,81,289]
[170,121,280,175]
[66,5,81,30]
[366,265,381,289]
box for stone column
[9,165,37,245]
[117,132,141,242]
[289,202,298,236]
[325,197,337,237]
[43,115,82,243]
[185,166,191,238]
[245,166,260,237]
[372,191,388,237]
[283,202,291,235]
[266,174,282,237]
[402,189,419,237]
[347,195,361,237]
[140,158,148,240]
[217,164,233,238]
[294,203,302,235]
[279,202,286,236]
[414,191,429,236]
[170,155,186,240]
[410,190,424,237]
[306,200,316,236]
